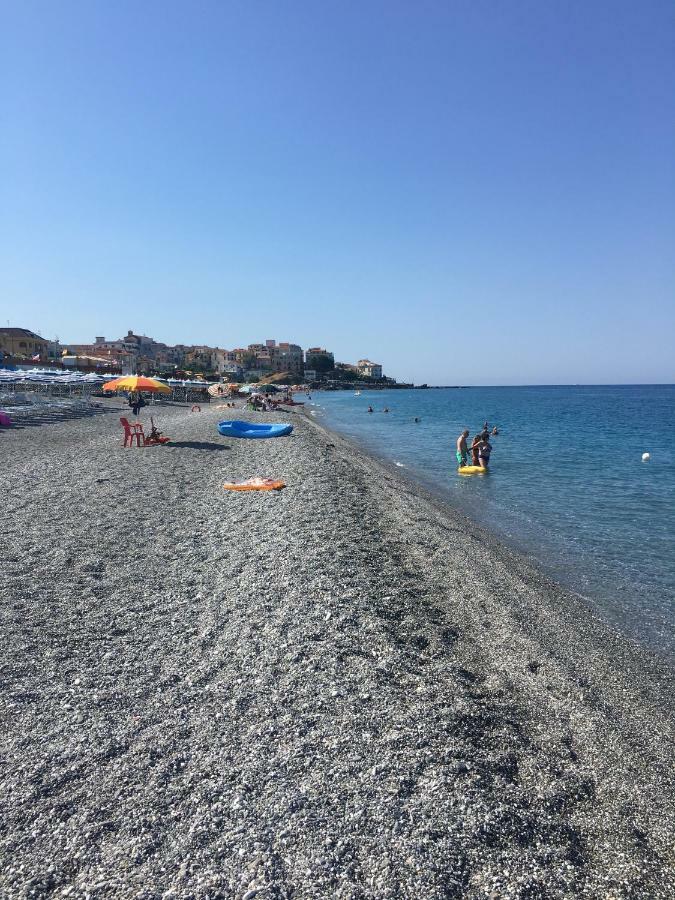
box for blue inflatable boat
[217,420,293,439]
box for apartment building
[0,328,50,361]
[305,347,335,372]
[357,359,383,379]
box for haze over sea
[311,385,675,659]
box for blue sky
[2,0,673,384]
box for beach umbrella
[257,384,280,394]
[102,376,171,394]
[208,384,230,397]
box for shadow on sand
[0,406,117,431]
[165,440,230,451]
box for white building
[357,359,383,380]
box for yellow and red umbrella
[103,376,171,394]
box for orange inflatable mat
[223,477,286,492]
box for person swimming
[383,407,389,413]
[491,425,499,436]
[367,406,373,413]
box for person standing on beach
[456,429,470,467]
[128,392,145,417]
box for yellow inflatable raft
[457,465,487,475]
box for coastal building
[111,332,186,368]
[357,359,383,380]
[222,363,244,380]
[236,340,305,377]
[182,346,231,374]
[0,328,50,362]
[47,339,62,360]
[24,325,320,381]
[305,347,334,372]
[93,334,141,357]
[61,354,122,373]
[229,348,248,369]
[271,341,304,375]
[65,342,136,374]
[88,333,187,370]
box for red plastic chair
[120,417,145,448]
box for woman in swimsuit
[470,434,482,466]
[478,436,493,469]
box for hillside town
[0,326,400,388]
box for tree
[307,353,334,374]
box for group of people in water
[456,421,498,469]
[363,404,497,470]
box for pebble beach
[1,401,674,899]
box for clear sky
[1,0,673,384]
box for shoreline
[2,405,674,897]
[304,397,675,663]
[302,407,675,701]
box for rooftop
[0,328,47,340]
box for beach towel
[223,477,286,492]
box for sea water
[310,385,675,658]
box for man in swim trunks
[456,429,470,467]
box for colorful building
[0,328,50,361]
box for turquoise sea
[309,385,675,659]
